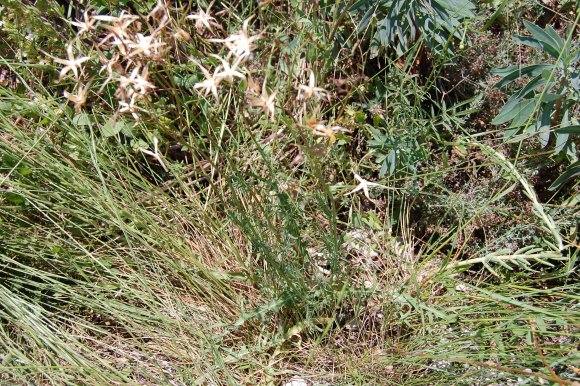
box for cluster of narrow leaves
[491,19,579,155]
[349,0,475,58]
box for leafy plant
[349,0,475,58]
[0,0,62,61]
[367,126,427,176]
[364,67,432,177]
[491,20,579,155]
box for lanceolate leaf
[492,64,552,89]
[491,65,520,77]
[566,49,580,67]
[443,0,475,18]
[512,74,547,99]
[555,125,580,135]
[523,20,563,58]
[539,93,562,103]
[543,24,566,51]
[536,102,553,147]
[513,35,545,51]
[548,161,580,190]
[492,98,536,126]
[554,132,570,153]
[539,127,551,147]
[492,20,575,155]
[507,98,538,128]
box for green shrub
[491,20,579,155]
[348,0,475,58]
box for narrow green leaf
[522,20,562,58]
[491,65,520,77]
[492,98,536,126]
[539,128,551,147]
[537,102,553,147]
[554,132,570,153]
[513,35,544,51]
[512,74,547,99]
[548,162,580,190]
[544,24,565,51]
[507,100,537,128]
[539,93,561,103]
[564,49,579,67]
[492,64,552,89]
[555,125,580,135]
[386,149,397,176]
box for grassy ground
[0,0,578,384]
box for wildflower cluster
[189,14,277,122]
[209,17,262,63]
[46,1,183,117]
[45,1,350,146]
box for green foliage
[0,0,578,384]
[89,0,160,15]
[349,0,475,58]
[491,20,579,154]
[368,126,427,176]
[362,63,434,176]
[0,0,63,60]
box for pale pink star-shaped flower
[312,123,349,140]
[128,33,165,57]
[68,9,96,36]
[192,60,221,101]
[345,173,392,200]
[139,136,168,172]
[210,17,262,62]
[186,3,219,33]
[96,12,139,49]
[248,78,276,122]
[64,82,92,113]
[119,94,144,120]
[298,70,328,101]
[46,45,91,80]
[212,55,245,84]
[119,66,155,97]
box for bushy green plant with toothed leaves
[491,20,579,156]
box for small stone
[455,283,470,292]
[283,379,308,386]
